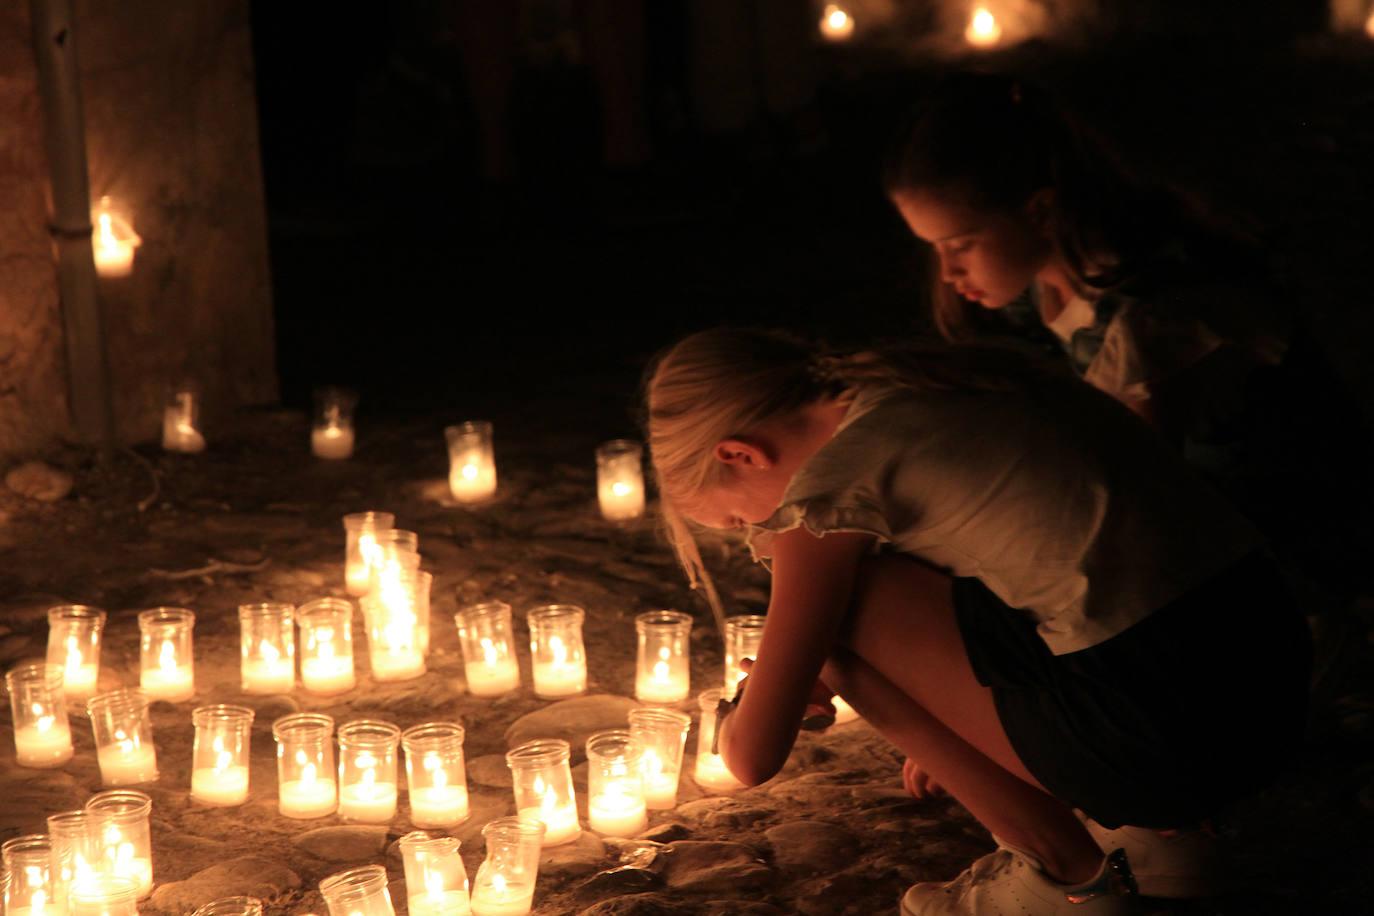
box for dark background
[249,1,1374,429]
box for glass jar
[239,603,295,694]
[337,719,401,823]
[192,897,264,916]
[85,789,154,899]
[723,614,766,700]
[585,730,647,838]
[46,604,107,701]
[6,660,73,767]
[312,386,357,460]
[402,722,470,829]
[634,610,692,703]
[2,834,57,915]
[48,809,99,913]
[318,864,395,916]
[273,712,337,819]
[137,607,195,702]
[162,382,206,453]
[505,739,580,846]
[454,602,520,697]
[343,511,394,596]
[628,707,691,809]
[87,688,158,785]
[297,598,356,695]
[68,875,140,916]
[445,421,497,503]
[693,688,745,793]
[469,817,544,916]
[595,439,645,521]
[361,568,426,682]
[190,705,254,806]
[398,832,470,916]
[526,605,587,699]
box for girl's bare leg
[821,555,1103,885]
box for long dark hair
[884,72,1267,340]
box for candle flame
[158,638,177,673]
[642,747,664,781]
[481,636,498,666]
[652,646,671,683]
[424,751,447,789]
[549,634,568,667]
[462,462,479,480]
[259,639,280,663]
[425,868,445,902]
[31,702,55,734]
[302,761,317,786]
[315,626,336,659]
[965,6,1002,47]
[65,634,83,674]
[820,4,855,40]
[213,736,232,772]
[114,728,135,753]
[611,480,632,497]
[97,212,118,251]
[359,531,382,567]
[492,873,507,893]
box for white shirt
[747,379,1261,655]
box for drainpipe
[30,0,113,447]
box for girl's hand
[902,757,944,800]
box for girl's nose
[939,256,964,283]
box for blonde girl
[645,327,1309,916]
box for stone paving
[1,400,1371,914]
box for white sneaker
[1077,815,1227,899]
[900,843,1140,915]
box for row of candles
[818,3,1005,47]
[160,394,649,523]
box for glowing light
[965,6,1002,47]
[819,4,855,41]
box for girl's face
[684,462,792,531]
[892,187,1053,309]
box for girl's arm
[718,526,875,785]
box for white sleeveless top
[746,378,1261,655]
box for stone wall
[0,0,275,458]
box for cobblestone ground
[2,395,1371,916]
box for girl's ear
[1025,188,1055,231]
[713,438,773,471]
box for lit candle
[399,832,471,916]
[86,791,155,900]
[403,722,471,829]
[338,765,398,823]
[595,440,646,521]
[91,196,140,278]
[456,602,521,696]
[48,605,106,701]
[819,3,855,41]
[467,637,520,696]
[162,390,206,453]
[832,695,860,724]
[190,705,253,807]
[469,818,543,916]
[138,608,195,702]
[141,640,194,701]
[190,763,249,806]
[301,654,355,694]
[445,421,497,503]
[528,605,587,699]
[515,777,580,846]
[242,645,294,694]
[7,663,74,768]
[634,611,691,704]
[693,689,745,793]
[344,512,394,596]
[364,565,426,681]
[965,5,1002,47]
[318,865,394,916]
[96,739,159,786]
[338,721,401,823]
[299,599,356,695]
[279,764,338,819]
[586,730,647,838]
[2,835,58,916]
[311,423,355,460]
[470,872,533,916]
[639,747,678,809]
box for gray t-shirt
[747,379,1262,655]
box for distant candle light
[819,4,855,42]
[965,6,1002,47]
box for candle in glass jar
[470,874,533,916]
[91,196,140,278]
[48,605,106,701]
[139,608,195,702]
[312,425,355,459]
[190,764,249,805]
[445,421,497,503]
[338,771,398,822]
[162,390,206,453]
[279,766,338,819]
[527,605,586,699]
[312,388,358,460]
[455,603,521,697]
[467,641,520,696]
[595,440,645,521]
[515,796,580,846]
[338,720,401,823]
[634,611,691,704]
[95,742,157,785]
[585,730,647,838]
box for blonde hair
[644,327,1040,631]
